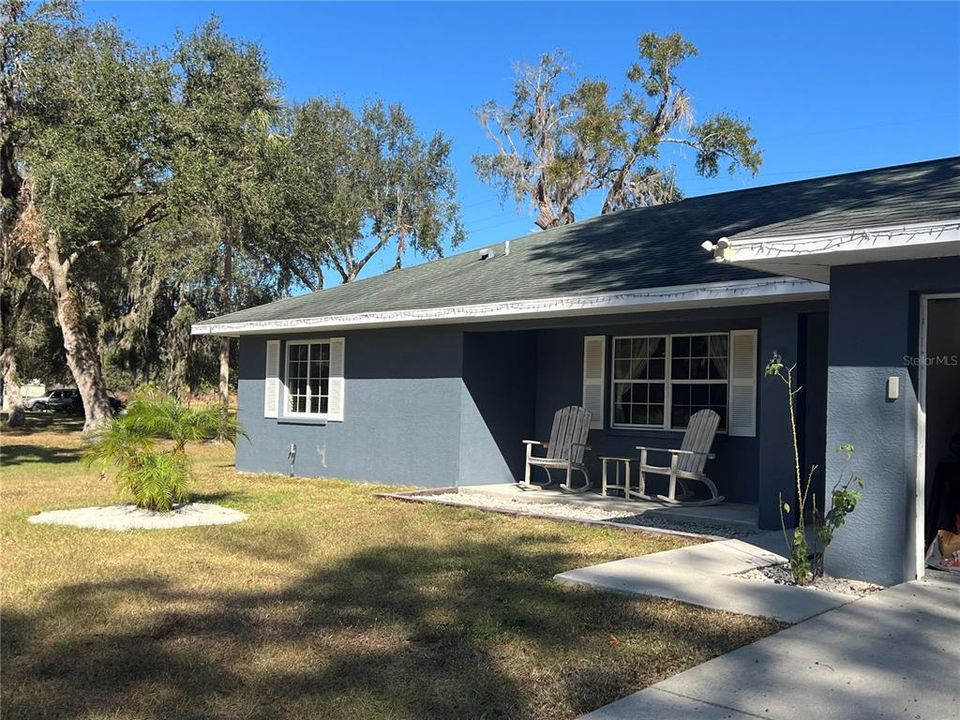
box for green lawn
[1,416,781,719]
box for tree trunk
[218,235,232,406]
[164,294,194,399]
[1,346,25,427]
[30,232,113,431]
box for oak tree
[474,33,762,229]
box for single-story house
[193,156,960,586]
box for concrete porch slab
[458,483,759,528]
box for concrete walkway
[578,575,959,720]
[556,533,856,623]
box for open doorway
[919,294,960,577]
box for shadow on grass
[0,445,84,466]
[5,412,86,434]
[0,534,780,720]
[189,490,251,505]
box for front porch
[458,483,759,531]
[457,303,829,531]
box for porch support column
[757,310,801,530]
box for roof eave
[191,277,828,337]
[708,219,960,282]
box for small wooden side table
[600,456,633,498]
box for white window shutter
[327,337,346,422]
[264,340,281,418]
[582,335,606,430]
[728,329,758,437]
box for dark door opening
[923,296,960,575]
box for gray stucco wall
[825,257,960,586]
[234,300,827,529]
[236,326,465,487]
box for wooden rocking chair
[522,406,592,493]
[635,409,724,506]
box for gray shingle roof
[198,156,960,326]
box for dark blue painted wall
[529,303,827,522]
[825,257,960,586]
[460,331,537,486]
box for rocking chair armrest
[667,448,716,459]
[636,446,715,460]
[522,439,545,446]
[570,442,591,451]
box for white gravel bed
[407,491,761,539]
[27,502,247,531]
[736,563,884,597]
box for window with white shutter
[279,337,346,421]
[728,329,758,437]
[582,335,606,430]
[264,340,281,418]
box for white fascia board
[718,219,960,265]
[190,277,827,337]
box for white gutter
[705,219,960,265]
[191,276,828,337]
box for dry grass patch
[1,416,782,719]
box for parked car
[106,394,125,414]
[26,388,82,413]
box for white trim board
[711,219,960,282]
[191,277,827,337]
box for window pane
[708,335,729,379]
[671,383,727,430]
[691,335,708,357]
[648,358,666,379]
[649,337,666,358]
[649,405,664,425]
[690,357,708,379]
[673,384,690,404]
[691,384,709,405]
[672,358,690,379]
[672,336,690,357]
[710,385,728,405]
[671,405,691,428]
[632,404,649,426]
[649,384,665,403]
[287,342,332,414]
[614,400,627,424]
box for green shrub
[84,389,246,512]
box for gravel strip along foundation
[27,503,248,531]
[735,563,884,598]
[381,489,762,540]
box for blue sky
[86,1,960,283]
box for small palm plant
[85,388,246,512]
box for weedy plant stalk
[765,352,864,584]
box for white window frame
[282,339,332,419]
[610,332,731,432]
